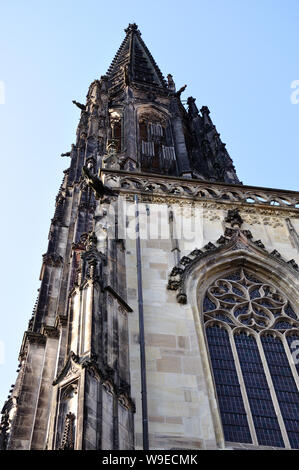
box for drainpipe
[134,194,149,450]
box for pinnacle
[107,24,167,89]
[124,23,140,35]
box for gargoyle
[72,100,86,111]
[176,84,187,97]
[82,166,117,199]
[61,152,71,157]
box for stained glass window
[203,268,299,448]
[206,326,252,443]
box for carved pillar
[123,88,137,163]
[170,98,191,176]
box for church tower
[1,24,299,450]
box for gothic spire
[107,23,168,93]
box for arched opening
[110,111,122,153]
[137,107,177,175]
[202,267,299,448]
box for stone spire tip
[124,23,141,35]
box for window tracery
[203,268,299,448]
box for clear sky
[0,0,298,407]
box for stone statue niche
[55,382,78,450]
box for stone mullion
[256,335,291,448]
[282,335,299,391]
[228,330,258,446]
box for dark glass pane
[235,333,284,447]
[287,334,299,375]
[225,272,241,282]
[285,304,298,320]
[274,321,293,330]
[250,289,261,300]
[262,335,299,449]
[244,272,261,283]
[203,297,216,312]
[206,326,252,443]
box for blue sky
[0,0,298,407]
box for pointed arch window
[203,268,299,449]
[139,114,176,174]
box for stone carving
[72,100,86,111]
[167,209,299,304]
[254,239,265,249]
[175,84,187,97]
[123,64,131,86]
[101,171,299,211]
[82,166,117,199]
[53,351,80,385]
[42,252,64,267]
[5,22,299,451]
[288,259,299,270]
[61,383,78,400]
[204,268,298,330]
[203,210,221,221]
[167,74,176,91]
[225,208,243,227]
[59,412,76,450]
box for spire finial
[124,23,141,35]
